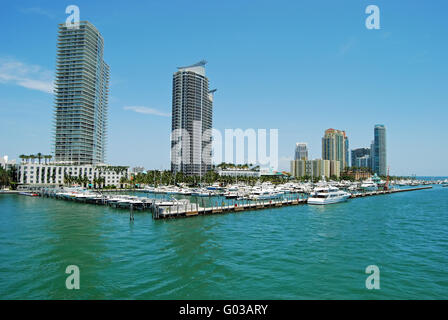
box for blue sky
[0,0,447,176]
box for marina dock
[153,186,433,219]
[153,198,308,219]
[11,185,434,220]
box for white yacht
[307,186,350,205]
[360,179,378,191]
[250,189,283,200]
[143,186,155,192]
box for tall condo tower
[373,124,387,176]
[54,21,109,165]
[294,143,308,161]
[171,61,214,177]
[322,128,348,169]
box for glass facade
[294,143,308,161]
[373,125,387,176]
[171,61,213,177]
[54,21,109,165]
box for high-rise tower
[294,143,308,161]
[54,21,109,164]
[171,61,214,177]
[373,124,387,176]
[322,128,348,169]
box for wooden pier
[153,186,433,220]
[349,186,432,198]
[154,198,308,219]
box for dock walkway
[153,186,433,219]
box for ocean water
[0,186,447,299]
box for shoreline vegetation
[1,161,445,191]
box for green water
[0,186,447,299]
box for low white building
[217,168,260,178]
[17,163,130,187]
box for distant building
[351,148,371,168]
[345,137,350,168]
[330,160,341,178]
[132,166,145,174]
[17,163,129,186]
[290,159,340,179]
[322,128,349,169]
[355,155,371,169]
[171,61,215,177]
[294,143,308,161]
[0,155,16,170]
[217,168,260,178]
[370,140,375,171]
[259,167,289,177]
[373,124,387,176]
[54,21,109,165]
[344,168,371,181]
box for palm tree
[36,153,43,164]
[44,155,52,164]
[63,174,70,186]
[81,175,89,188]
[19,155,26,164]
[120,176,128,188]
[0,167,11,188]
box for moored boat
[307,186,350,205]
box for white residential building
[171,61,215,177]
[17,163,130,186]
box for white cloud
[123,106,170,117]
[0,58,54,93]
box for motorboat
[307,186,350,205]
[360,179,378,191]
[250,190,283,200]
[224,191,239,199]
[19,192,39,197]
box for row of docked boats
[139,177,384,201]
[143,182,309,200]
[42,187,191,210]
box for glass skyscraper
[171,61,214,177]
[54,21,109,165]
[351,148,371,169]
[373,124,387,176]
